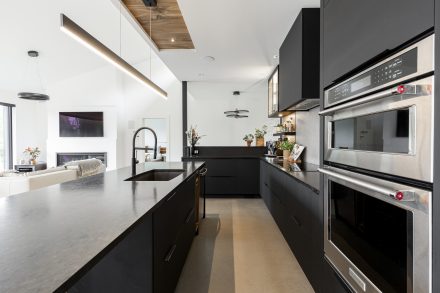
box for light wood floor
[175,198,315,293]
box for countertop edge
[260,158,320,194]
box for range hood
[287,99,320,111]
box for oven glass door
[331,108,410,154]
[329,180,413,293]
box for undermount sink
[125,169,184,181]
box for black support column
[433,3,439,292]
[182,81,188,157]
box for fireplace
[56,152,107,166]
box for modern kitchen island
[0,161,205,293]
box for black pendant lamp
[18,50,50,101]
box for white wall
[295,107,320,165]
[46,66,120,169]
[0,0,183,170]
[188,82,277,146]
[0,90,48,164]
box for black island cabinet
[68,174,198,293]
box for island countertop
[0,161,205,293]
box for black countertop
[0,161,204,293]
[261,157,320,194]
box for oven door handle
[319,84,427,116]
[318,168,415,201]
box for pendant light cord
[119,1,122,57]
[149,7,152,80]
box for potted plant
[279,140,294,159]
[24,147,41,165]
[243,134,254,147]
[186,125,205,156]
[255,125,268,147]
[275,123,283,133]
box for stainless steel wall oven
[320,34,434,293]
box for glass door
[329,180,412,293]
[268,66,279,117]
[0,103,14,171]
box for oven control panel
[326,48,418,106]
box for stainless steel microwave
[320,35,435,183]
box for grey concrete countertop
[261,158,320,194]
[0,161,205,293]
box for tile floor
[175,198,315,293]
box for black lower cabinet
[154,175,196,293]
[184,158,260,196]
[68,175,197,293]
[260,160,349,293]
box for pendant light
[60,14,167,99]
[224,91,249,118]
[18,50,50,101]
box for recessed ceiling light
[273,54,279,59]
[203,56,215,62]
[171,38,175,43]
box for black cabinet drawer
[205,176,235,195]
[154,177,195,271]
[322,0,434,87]
[155,217,195,293]
[205,159,238,177]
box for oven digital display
[350,75,371,92]
[327,48,418,106]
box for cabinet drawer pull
[264,182,268,187]
[166,192,177,202]
[291,215,302,227]
[164,244,177,262]
[185,208,195,224]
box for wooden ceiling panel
[122,0,194,50]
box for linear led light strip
[60,14,167,99]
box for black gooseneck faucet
[132,127,157,176]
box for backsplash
[295,107,320,165]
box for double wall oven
[319,34,434,293]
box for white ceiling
[159,0,320,83]
[0,0,319,96]
[0,0,161,95]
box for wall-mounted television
[59,112,104,137]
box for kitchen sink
[125,169,184,181]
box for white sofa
[0,159,106,198]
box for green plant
[255,125,268,138]
[243,134,254,142]
[279,140,294,151]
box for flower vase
[246,141,252,147]
[283,150,291,160]
[191,144,197,156]
[256,137,264,147]
[30,158,37,165]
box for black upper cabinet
[278,8,320,111]
[322,0,434,88]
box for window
[0,103,14,171]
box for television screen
[59,112,104,137]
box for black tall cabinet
[278,8,320,110]
[322,0,434,88]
